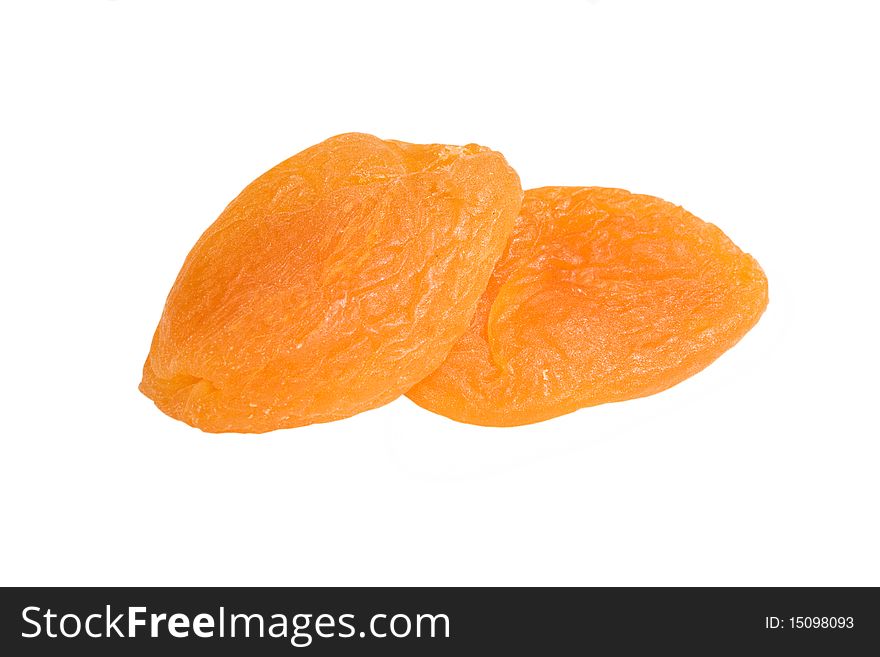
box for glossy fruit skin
[140,133,522,432]
[407,187,769,426]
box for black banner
[1,587,877,654]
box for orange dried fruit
[140,133,522,432]
[407,186,768,426]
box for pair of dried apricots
[140,133,768,433]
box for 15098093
[790,617,854,629]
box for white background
[2,0,878,586]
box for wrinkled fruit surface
[407,187,768,426]
[141,133,522,432]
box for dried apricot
[140,133,522,432]
[407,187,768,426]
